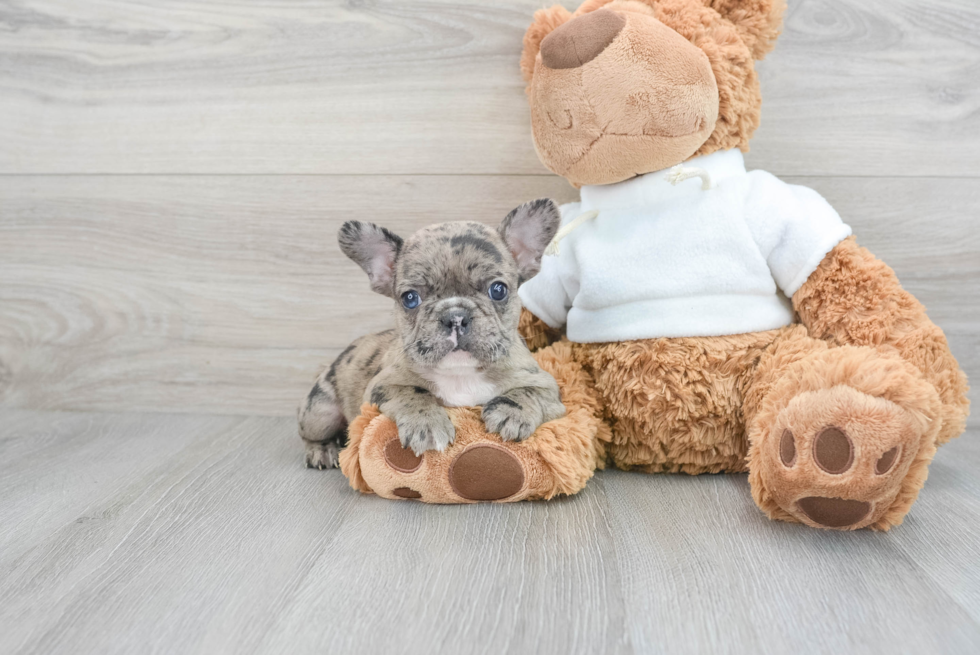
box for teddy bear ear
[704,0,787,60]
[520,5,573,83]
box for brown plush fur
[794,237,970,446]
[521,4,572,83]
[518,301,564,351]
[521,0,786,185]
[526,2,720,186]
[571,329,786,474]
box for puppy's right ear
[499,198,561,281]
[338,221,403,298]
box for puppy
[298,199,567,469]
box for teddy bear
[338,0,969,531]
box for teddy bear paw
[375,436,527,503]
[758,385,931,530]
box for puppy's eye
[401,290,421,309]
[488,281,508,301]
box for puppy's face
[394,222,521,367]
[339,199,560,370]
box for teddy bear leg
[744,332,943,531]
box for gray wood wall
[1,0,977,420]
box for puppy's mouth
[407,313,510,368]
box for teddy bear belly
[572,326,799,474]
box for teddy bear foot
[344,407,534,503]
[338,402,605,504]
[373,433,527,502]
[754,384,936,530]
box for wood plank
[0,0,978,176]
[599,427,980,653]
[1,174,976,418]
[0,409,628,655]
[0,410,246,562]
[256,468,629,654]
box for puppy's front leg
[483,375,565,442]
[369,383,455,455]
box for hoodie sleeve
[743,171,852,297]
[517,202,581,329]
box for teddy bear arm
[792,236,969,444]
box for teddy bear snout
[540,8,626,70]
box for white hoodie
[518,149,852,342]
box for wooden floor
[2,0,979,652]
[1,409,978,654]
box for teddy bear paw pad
[448,444,525,501]
[796,496,871,528]
[383,437,423,473]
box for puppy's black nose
[440,309,471,335]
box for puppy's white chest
[426,369,498,407]
[423,352,498,407]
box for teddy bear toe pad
[383,438,423,473]
[448,444,525,501]
[796,496,871,528]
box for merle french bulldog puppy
[298,199,567,469]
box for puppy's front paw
[482,396,539,442]
[305,441,341,470]
[396,409,455,456]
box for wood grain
[1,408,977,654]
[0,174,976,418]
[0,0,978,176]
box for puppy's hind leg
[298,375,347,470]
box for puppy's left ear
[338,220,403,297]
[498,198,561,281]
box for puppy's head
[339,199,560,369]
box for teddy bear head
[521,0,785,187]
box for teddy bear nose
[540,8,626,70]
